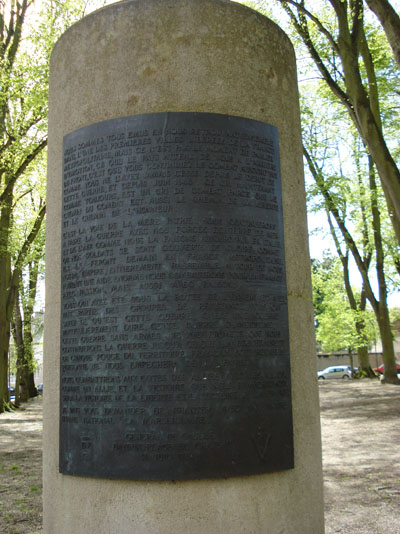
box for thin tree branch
[359,26,383,132]
[5,0,29,70]
[304,145,379,310]
[277,0,340,54]
[6,203,46,320]
[279,1,360,128]
[0,138,47,205]
[12,187,34,208]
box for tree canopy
[0,0,100,412]
[252,0,400,381]
[268,0,400,248]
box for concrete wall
[317,353,384,371]
[44,1,325,532]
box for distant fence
[316,352,384,371]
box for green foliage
[0,0,107,411]
[389,307,400,323]
[254,0,400,253]
[312,256,377,353]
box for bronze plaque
[60,112,293,480]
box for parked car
[373,363,400,375]
[318,366,352,380]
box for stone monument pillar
[44,0,325,532]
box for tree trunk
[0,190,13,412]
[338,36,400,246]
[22,260,40,399]
[0,196,45,411]
[368,156,399,384]
[11,312,24,407]
[13,299,30,403]
[0,325,11,411]
[357,346,376,377]
[354,308,375,378]
[14,369,21,407]
[354,292,375,378]
[11,268,40,404]
[348,348,354,374]
[27,372,38,398]
[378,301,399,383]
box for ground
[0,380,399,533]
[0,397,42,534]
[321,380,400,534]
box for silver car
[317,365,352,380]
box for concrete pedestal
[44,1,325,532]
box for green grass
[18,505,35,513]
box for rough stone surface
[44,0,325,532]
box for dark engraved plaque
[60,112,293,480]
